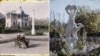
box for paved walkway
[0,33,49,54]
[0,32,49,40]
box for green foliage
[75,7,99,33]
[50,51,58,56]
[97,22,100,32]
[35,19,48,31]
[50,38,73,56]
[35,31,44,35]
[76,29,87,50]
[24,31,31,35]
[82,29,87,46]
[76,39,84,50]
[3,28,22,33]
[0,18,5,33]
[88,46,100,56]
[25,30,44,36]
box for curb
[0,38,49,44]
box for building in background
[5,7,31,28]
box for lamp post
[31,10,35,35]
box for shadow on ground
[28,44,41,48]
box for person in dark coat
[15,33,21,47]
[21,34,29,47]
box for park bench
[14,38,29,49]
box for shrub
[24,31,31,35]
[35,31,43,35]
[25,31,44,36]
[3,28,22,33]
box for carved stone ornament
[65,5,84,53]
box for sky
[0,0,48,3]
[50,0,100,23]
[0,2,49,19]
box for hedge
[2,28,22,33]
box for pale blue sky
[50,0,100,23]
[0,3,48,19]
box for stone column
[31,10,35,35]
